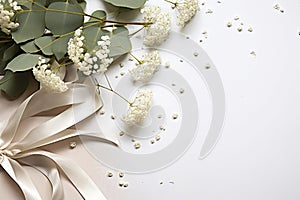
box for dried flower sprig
[129,51,162,82]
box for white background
[0,0,299,200]
[85,0,300,199]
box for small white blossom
[67,28,113,76]
[67,27,85,64]
[32,58,68,93]
[176,0,200,27]
[78,35,113,75]
[122,89,153,125]
[0,0,21,34]
[129,51,161,82]
[141,6,171,46]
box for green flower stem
[104,73,113,91]
[95,79,132,106]
[128,26,145,37]
[59,61,74,67]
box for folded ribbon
[0,81,118,200]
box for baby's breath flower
[78,35,113,76]
[67,27,85,64]
[67,28,113,76]
[122,89,153,125]
[0,0,21,34]
[129,51,161,82]
[32,58,68,93]
[176,0,199,27]
[141,6,171,46]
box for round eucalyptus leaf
[12,5,46,43]
[6,54,47,72]
[45,2,84,35]
[51,35,73,60]
[109,26,132,57]
[103,0,146,9]
[21,41,39,53]
[83,25,109,51]
[88,10,106,23]
[0,70,29,100]
[35,36,54,56]
[3,44,20,62]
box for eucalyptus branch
[18,9,150,27]
[30,21,102,54]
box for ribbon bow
[0,81,117,200]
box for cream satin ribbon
[0,81,118,200]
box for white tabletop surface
[85,0,300,199]
[0,0,299,200]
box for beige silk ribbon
[0,82,118,200]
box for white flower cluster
[129,51,162,82]
[32,58,68,93]
[67,27,113,76]
[176,0,200,27]
[67,27,85,64]
[0,0,21,34]
[122,89,153,125]
[141,6,171,46]
[79,35,113,76]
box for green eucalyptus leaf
[16,0,46,9]
[46,0,66,6]
[51,35,72,60]
[83,26,109,51]
[79,1,86,10]
[15,0,32,9]
[3,44,20,61]
[21,41,39,53]
[88,10,106,23]
[6,53,45,72]
[0,43,13,74]
[11,5,46,43]
[45,2,84,35]
[35,36,53,55]
[103,0,146,9]
[109,26,131,57]
[0,70,29,100]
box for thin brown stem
[129,26,145,37]
[96,84,132,105]
[104,72,113,90]
[0,40,13,43]
[128,52,143,65]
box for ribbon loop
[0,80,114,200]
